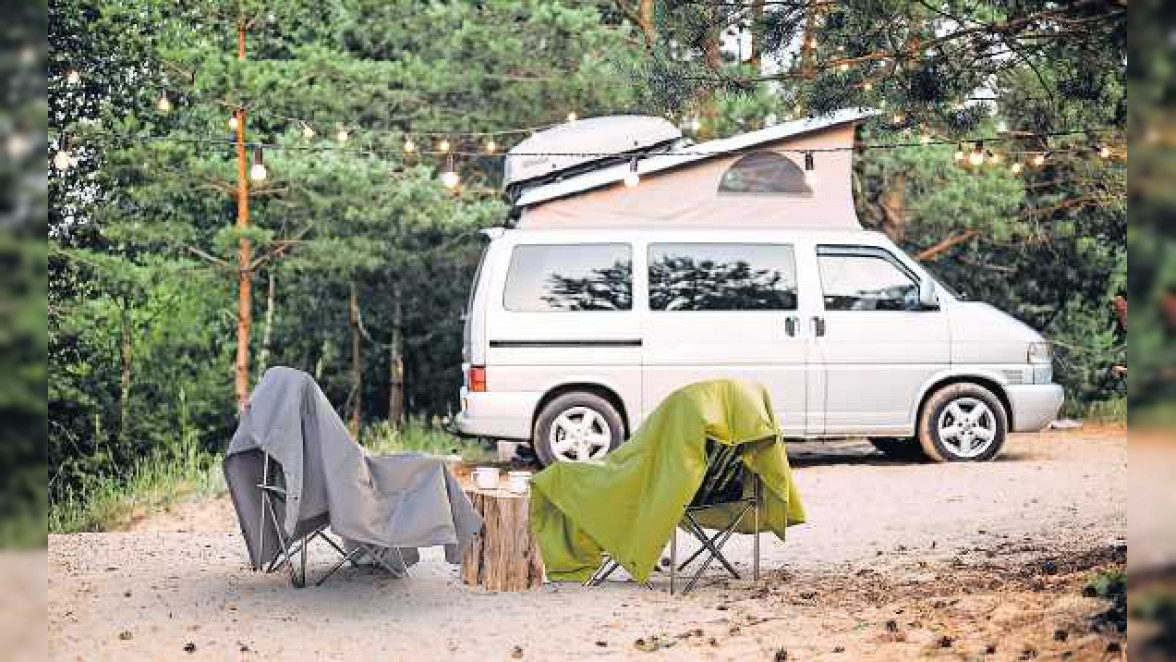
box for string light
[919,134,932,146]
[1031,152,1047,167]
[1098,145,1112,159]
[953,144,965,162]
[249,148,267,181]
[441,167,460,190]
[566,112,578,124]
[53,149,74,171]
[156,92,172,113]
[862,81,874,91]
[336,126,349,143]
[891,112,905,124]
[838,62,850,73]
[803,151,817,186]
[967,142,985,167]
[300,122,315,140]
[1010,162,1023,174]
[623,156,640,188]
[66,69,81,86]
[6,133,32,160]
[437,138,451,153]
[403,137,417,154]
[484,138,497,154]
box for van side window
[817,246,920,311]
[648,243,798,311]
[504,244,632,312]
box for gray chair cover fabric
[224,367,482,572]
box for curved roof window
[718,151,812,196]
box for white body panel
[455,228,1063,442]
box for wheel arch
[531,382,631,440]
[913,372,1014,431]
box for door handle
[811,316,826,337]
[784,316,798,337]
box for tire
[533,392,625,466]
[916,383,1008,462]
[868,437,926,460]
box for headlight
[1027,341,1052,364]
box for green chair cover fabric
[529,379,805,583]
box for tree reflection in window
[649,243,798,311]
[718,151,812,196]
[504,244,632,312]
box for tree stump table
[460,487,545,591]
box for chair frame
[256,452,406,587]
[585,473,762,595]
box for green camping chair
[586,438,762,594]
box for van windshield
[920,262,966,300]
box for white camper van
[455,112,1064,464]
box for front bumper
[455,387,540,441]
[1006,383,1064,432]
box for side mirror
[918,279,939,309]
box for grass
[49,420,494,534]
[1082,397,1127,424]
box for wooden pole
[233,16,253,411]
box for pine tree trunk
[698,18,722,140]
[638,0,656,49]
[348,281,362,436]
[232,20,253,412]
[748,0,763,69]
[118,302,132,442]
[388,285,404,428]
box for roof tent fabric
[224,367,482,570]
[528,379,805,583]
[515,109,872,230]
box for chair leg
[753,477,761,582]
[670,526,677,595]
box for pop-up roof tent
[504,108,875,229]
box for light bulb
[336,128,349,143]
[484,139,497,154]
[441,169,460,189]
[1031,153,1046,167]
[967,149,985,167]
[250,162,268,181]
[807,37,817,49]
[53,149,73,171]
[566,112,578,123]
[157,93,172,113]
[838,62,849,73]
[1099,145,1111,159]
[6,133,31,160]
[438,139,450,153]
[300,123,315,140]
[953,148,965,162]
[66,69,81,86]
[403,138,416,154]
[1010,162,1023,174]
[862,81,874,91]
[229,115,240,131]
[891,112,905,124]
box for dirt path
[49,429,1127,661]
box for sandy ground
[49,429,1127,661]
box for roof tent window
[718,151,813,196]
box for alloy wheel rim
[549,406,612,462]
[936,397,997,458]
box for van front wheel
[533,392,625,466]
[917,383,1008,462]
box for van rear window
[503,244,632,312]
[648,243,798,311]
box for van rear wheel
[533,392,625,466]
[917,383,1008,462]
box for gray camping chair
[253,452,406,588]
[585,438,762,594]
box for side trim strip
[490,339,643,348]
